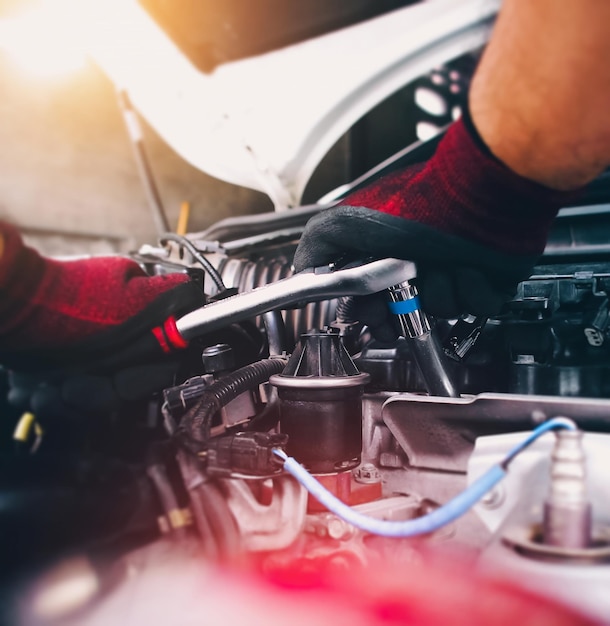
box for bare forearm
[470,0,610,190]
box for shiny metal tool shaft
[388,282,459,397]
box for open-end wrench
[173,258,460,398]
[175,258,416,342]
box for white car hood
[86,0,499,210]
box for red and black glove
[0,221,205,374]
[294,113,579,319]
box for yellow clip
[168,508,193,530]
[158,508,193,534]
[14,412,36,442]
[176,201,190,236]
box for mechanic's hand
[0,221,206,374]
[294,114,578,319]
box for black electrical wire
[175,449,241,558]
[244,391,280,432]
[195,481,241,558]
[160,232,226,293]
[187,484,219,559]
[146,463,188,540]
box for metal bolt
[327,518,354,541]
[354,463,382,484]
[479,485,505,510]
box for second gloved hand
[294,114,578,319]
[0,221,206,374]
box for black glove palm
[295,116,577,319]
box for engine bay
[2,1,610,622]
[2,191,610,624]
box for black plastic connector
[206,432,288,477]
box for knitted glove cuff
[0,221,45,332]
[343,115,582,257]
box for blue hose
[273,417,577,538]
[501,416,577,467]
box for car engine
[2,0,610,621]
[2,166,610,624]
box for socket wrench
[388,281,460,397]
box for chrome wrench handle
[176,258,416,342]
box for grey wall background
[0,37,416,258]
[0,55,274,255]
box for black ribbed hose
[335,296,358,324]
[181,358,287,445]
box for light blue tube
[275,449,505,538]
[273,417,578,538]
[502,416,577,465]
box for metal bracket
[221,475,307,552]
[382,392,610,472]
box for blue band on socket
[388,297,420,315]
